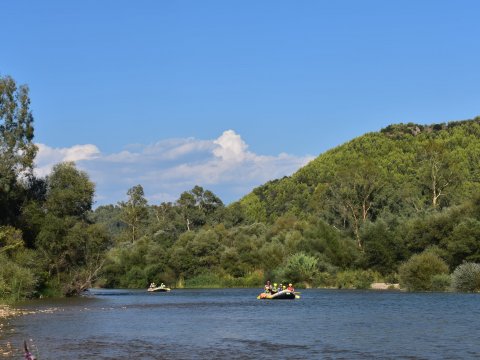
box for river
[1,288,480,359]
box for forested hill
[240,117,480,229]
[3,75,480,301]
[86,116,480,292]
[4,73,480,301]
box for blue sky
[2,1,480,206]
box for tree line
[2,74,480,301]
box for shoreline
[370,282,401,290]
[0,305,22,319]
[0,305,23,358]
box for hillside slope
[240,117,480,227]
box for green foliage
[0,226,24,255]
[45,162,94,218]
[0,75,37,225]
[240,193,267,223]
[399,251,449,291]
[102,237,168,288]
[0,254,37,301]
[417,139,465,209]
[184,270,264,288]
[334,269,380,289]
[430,274,451,291]
[0,75,37,177]
[93,119,480,291]
[0,225,41,300]
[276,252,318,286]
[35,163,109,296]
[176,186,224,231]
[444,218,480,268]
[314,272,337,288]
[240,119,480,228]
[118,185,148,243]
[3,86,480,299]
[89,205,125,238]
[184,273,224,288]
[451,262,480,292]
[168,228,223,278]
[361,220,405,274]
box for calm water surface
[1,289,480,359]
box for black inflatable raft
[257,290,298,300]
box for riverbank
[371,282,401,290]
[0,305,19,358]
[0,305,40,319]
[0,305,23,319]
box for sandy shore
[371,282,401,290]
[0,305,24,319]
[0,305,19,357]
[0,304,40,320]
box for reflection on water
[1,289,480,359]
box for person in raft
[272,283,278,294]
[287,283,295,292]
[264,280,272,293]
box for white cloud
[34,130,314,205]
[35,143,100,177]
[213,129,250,162]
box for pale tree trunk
[431,159,449,208]
[347,202,363,250]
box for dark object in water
[24,340,36,360]
[257,290,299,300]
[147,286,171,292]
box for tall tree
[418,140,463,209]
[36,162,107,296]
[119,185,148,242]
[319,158,383,249]
[0,75,37,223]
[45,162,95,218]
[176,186,224,231]
[0,75,36,175]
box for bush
[123,266,147,288]
[399,251,449,291]
[241,270,264,287]
[314,272,337,288]
[335,269,380,289]
[184,273,223,288]
[430,274,451,291]
[276,252,318,287]
[0,255,37,301]
[451,262,480,292]
[184,270,264,288]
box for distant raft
[257,290,299,300]
[147,286,171,292]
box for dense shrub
[314,272,337,288]
[399,251,449,291]
[451,262,480,292]
[335,269,381,289]
[184,270,264,288]
[276,252,318,286]
[430,274,451,291]
[0,255,37,301]
[184,273,224,288]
